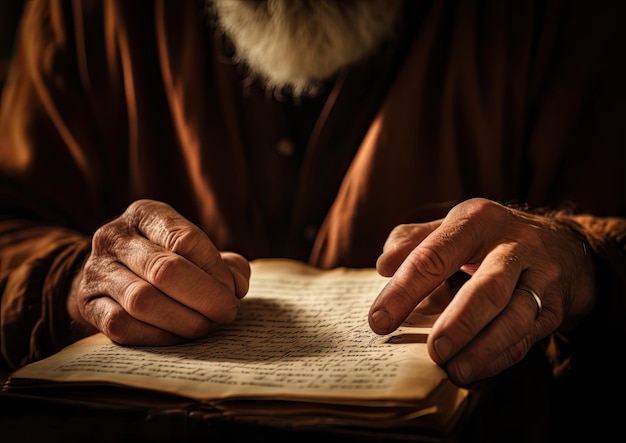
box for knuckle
[122,281,154,317]
[80,259,114,297]
[450,197,494,218]
[451,199,509,236]
[99,307,132,344]
[408,245,448,279]
[126,199,163,217]
[477,278,510,311]
[145,252,180,285]
[92,224,122,253]
[83,252,112,275]
[469,197,499,213]
[388,223,433,247]
[164,226,220,271]
[163,225,201,253]
[126,200,146,214]
[81,258,101,284]
[387,223,412,241]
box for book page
[9,259,448,404]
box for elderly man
[1,1,625,441]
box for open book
[2,259,470,439]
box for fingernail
[231,267,250,299]
[433,336,453,361]
[371,309,392,332]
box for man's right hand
[67,199,251,346]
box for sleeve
[553,215,626,367]
[0,0,119,370]
[0,1,25,96]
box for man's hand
[368,198,596,386]
[67,199,251,346]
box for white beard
[208,0,403,97]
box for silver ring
[515,284,542,319]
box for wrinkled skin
[67,197,596,388]
[368,198,597,387]
[67,199,251,346]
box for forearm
[0,222,90,370]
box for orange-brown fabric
[1,0,625,439]
[0,1,24,100]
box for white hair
[209,0,403,97]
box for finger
[369,213,485,335]
[80,257,219,339]
[376,221,441,277]
[220,252,251,299]
[442,287,539,386]
[413,271,470,315]
[426,242,523,365]
[107,233,240,324]
[514,284,543,320]
[107,265,218,339]
[128,200,235,289]
[398,273,468,327]
[83,295,184,346]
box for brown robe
[1,1,625,441]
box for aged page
[9,259,449,404]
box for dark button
[276,138,295,157]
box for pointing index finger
[368,217,480,335]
